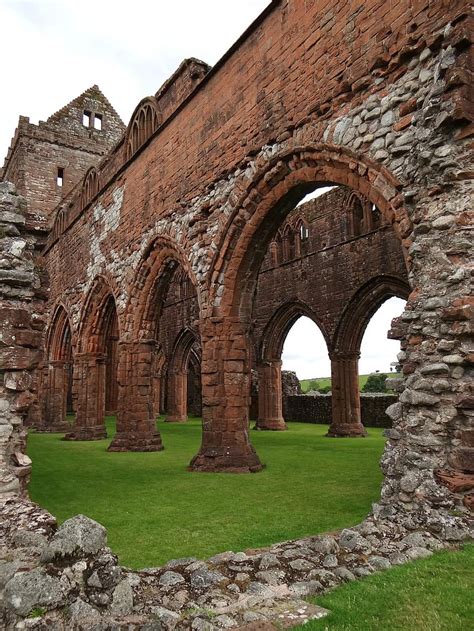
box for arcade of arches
[40,186,409,452]
[1,0,472,547]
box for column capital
[330,350,361,361]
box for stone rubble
[0,503,471,630]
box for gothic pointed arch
[169,328,200,374]
[80,167,101,210]
[207,144,410,322]
[126,235,199,341]
[47,303,74,362]
[333,275,410,354]
[78,275,121,354]
[260,300,330,362]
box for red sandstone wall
[43,0,464,312]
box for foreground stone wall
[0,183,45,500]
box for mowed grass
[300,373,402,393]
[299,544,474,631]
[27,418,386,569]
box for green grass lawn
[299,544,474,631]
[300,373,401,393]
[27,418,385,569]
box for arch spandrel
[46,302,75,362]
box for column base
[189,444,264,473]
[326,423,367,437]
[108,431,164,452]
[34,422,72,433]
[164,416,188,423]
[254,419,287,431]
[63,426,107,441]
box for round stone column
[64,352,107,440]
[327,350,366,437]
[255,359,287,430]
[40,360,72,432]
[108,340,163,452]
[189,318,263,473]
[165,370,188,422]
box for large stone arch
[327,275,411,438]
[108,236,198,452]
[77,275,121,354]
[260,300,331,363]
[208,144,409,320]
[256,300,330,431]
[333,275,411,355]
[191,146,410,471]
[126,235,200,341]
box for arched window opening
[282,225,295,261]
[43,306,75,431]
[359,296,407,380]
[127,99,161,159]
[299,222,309,241]
[370,202,382,230]
[282,316,330,394]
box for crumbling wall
[0,182,45,499]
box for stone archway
[165,328,200,423]
[108,235,200,452]
[327,275,410,437]
[65,276,120,442]
[191,147,408,473]
[257,300,330,431]
[40,304,74,432]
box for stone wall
[0,182,45,499]
[1,86,125,222]
[0,0,473,626]
[283,393,397,428]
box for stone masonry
[0,0,473,627]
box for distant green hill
[300,373,401,393]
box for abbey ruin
[0,0,472,627]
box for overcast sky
[1,0,405,379]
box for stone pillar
[189,319,263,472]
[64,352,107,440]
[327,351,366,437]
[165,370,188,422]
[42,360,71,432]
[108,340,163,452]
[255,360,287,430]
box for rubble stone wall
[282,393,397,428]
[0,182,46,499]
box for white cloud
[0,0,269,156]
